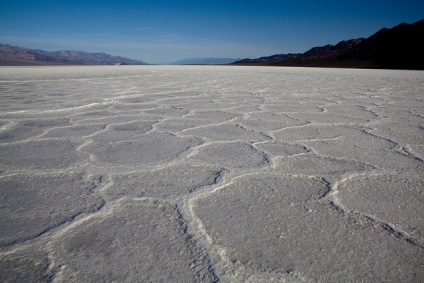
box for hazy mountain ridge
[0,45,147,65]
[172,58,240,65]
[233,19,424,69]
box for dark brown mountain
[235,53,301,64]
[0,44,147,65]
[233,19,424,69]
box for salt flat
[0,65,423,282]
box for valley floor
[0,66,423,282]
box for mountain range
[233,19,424,70]
[172,58,240,65]
[1,19,423,69]
[0,45,147,65]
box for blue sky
[1,0,423,64]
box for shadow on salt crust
[194,175,423,282]
[0,256,49,283]
[0,247,51,283]
[52,199,216,282]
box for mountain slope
[0,44,147,65]
[172,58,240,65]
[235,53,300,64]
[233,19,424,69]
[356,19,424,69]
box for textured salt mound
[194,175,423,282]
[236,112,306,131]
[273,124,354,141]
[52,199,216,282]
[173,100,233,111]
[254,141,309,156]
[338,174,424,240]
[409,145,424,159]
[262,103,323,113]
[369,119,424,145]
[324,103,379,120]
[0,118,70,142]
[111,103,157,110]
[0,124,42,143]
[42,124,106,138]
[106,164,224,198]
[304,130,424,171]
[71,110,115,119]
[184,110,238,123]
[225,105,261,114]
[181,123,269,142]
[288,112,369,123]
[82,132,202,166]
[190,142,269,168]
[153,120,198,133]
[90,121,155,142]
[143,107,189,117]
[118,96,153,103]
[274,154,375,175]
[74,114,159,125]
[0,140,84,170]
[0,173,104,246]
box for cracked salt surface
[50,199,216,282]
[0,66,423,282]
[192,175,423,282]
[0,173,104,247]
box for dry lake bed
[0,65,423,282]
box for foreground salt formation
[0,66,423,282]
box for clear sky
[1,0,423,64]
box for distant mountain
[234,53,301,64]
[172,58,240,65]
[0,44,148,65]
[233,19,424,69]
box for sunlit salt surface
[0,66,423,282]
